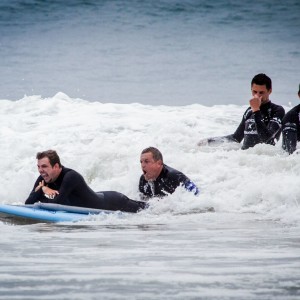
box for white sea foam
[1,93,299,226]
[1,1,299,297]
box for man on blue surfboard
[25,150,146,213]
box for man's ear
[53,163,60,169]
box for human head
[36,150,62,183]
[251,73,272,104]
[36,150,62,167]
[251,73,272,90]
[140,147,163,181]
[298,84,300,98]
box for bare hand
[35,180,45,192]
[249,97,261,112]
[42,186,59,199]
[197,139,208,146]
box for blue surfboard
[0,203,117,224]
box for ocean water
[1,0,300,298]
[0,95,300,299]
[0,0,299,106]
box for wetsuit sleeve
[204,109,249,146]
[25,177,46,204]
[173,171,200,196]
[230,118,246,142]
[25,171,84,205]
[282,107,299,154]
[45,171,84,205]
[183,180,200,195]
[205,134,239,145]
[282,122,297,154]
[254,106,285,143]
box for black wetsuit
[207,101,285,150]
[282,104,300,154]
[25,166,146,213]
[139,164,199,199]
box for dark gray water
[0,0,299,105]
[1,213,300,300]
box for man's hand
[35,180,45,192]
[197,138,208,146]
[41,186,59,199]
[249,96,261,112]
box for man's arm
[25,177,46,204]
[282,122,298,154]
[174,170,200,196]
[183,180,200,195]
[25,171,84,205]
[254,106,285,143]
[282,107,299,154]
[198,135,239,146]
[198,108,250,146]
[43,171,83,205]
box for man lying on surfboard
[25,150,146,213]
[139,147,199,200]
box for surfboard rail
[0,203,117,225]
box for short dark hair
[141,147,163,162]
[251,73,272,90]
[36,150,62,167]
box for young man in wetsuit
[139,147,199,199]
[25,150,146,213]
[198,73,285,150]
[282,84,300,154]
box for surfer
[282,84,300,154]
[197,73,285,150]
[139,147,199,200]
[25,150,146,213]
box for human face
[251,84,272,104]
[140,152,163,181]
[37,157,60,183]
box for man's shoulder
[62,167,83,179]
[163,164,187,180]
[285,104,300,117]
[163,164,178,174]
[243,107,253,119]
[287,104,300,113]
[269,101,285,112]
[258,101,284,117]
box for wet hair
[251,73,272,90]
[141,147,163,162]
[36,150,62,167]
